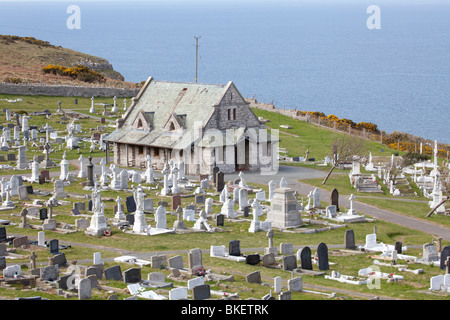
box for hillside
[0,35,137,88]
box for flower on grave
[388,273,393,278]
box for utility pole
[194,36,201,83]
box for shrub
[42,64,105,83]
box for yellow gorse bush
[42,64,105,83]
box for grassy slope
[0,37,135,86]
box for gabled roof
[105,77,243,148]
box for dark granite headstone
[212,166,220,185]
[215,171,224,192]
[192,284,211,300]
[126,214,135,225]
[243,206,249,217]
[440,246,450,270]
[126,196,136,213]
[0,227,6,242]
[216,214,224,227]
[317,242,329,271]
[394,241,402,254]
[25,185,33,194]
[7,153,15,161]
[0,256,6,270]
[88,200,93,211]
[344,229,356,250]
[49,239,59,255]
[51,252,67,267]
[72,208,81,216]
[105,265,122,281]
[245,254,261,265]
[229,240,241,257]
[123,267,141,283]
[300,246,312,270]
[56,274,72,290]
[39,208,48,220]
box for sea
[0,0,449,144]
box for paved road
[224,165,450,242]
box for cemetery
[0,93,448,301]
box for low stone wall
[0,83,139,98]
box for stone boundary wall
[0,83,140,98]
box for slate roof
[104,77,231,149]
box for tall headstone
[317,242,329,271]
[299,246,312,270]
[344,229,356,250]
[85,156,94,187]
[215,171,224,192]
[16,145,27,169]
[330,188,339,211]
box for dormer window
[137,119,143,129]
[169,122,175,132]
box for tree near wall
[322,135,368,185]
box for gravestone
[282,255,297,271]
[18,185,29,200]
[330,188,340,211]
[151,254,166,269]
[245,254,261,265]
[229,240,241,256]
[172,195,181,211]
[78,278,92,300]
[49,239,59,255]
[262,253,276,267]
[195,194,206,205]
[168,255,184,270]
[188,248,203,271]
[212,166,220,185]
[0,227,6,242]
[299,247,312,270]
[51,253,67,267]
[215,171,224,192]
[394,241,403,254]
[246,271,261,284]
[40,170,50,181]
[0,256,5,270]
[192,284,211,300]
[126,196,136,213]
[216,213,224,227]
[317,242,329,271]
[105,265,122,281]
[440,246,450,270]
[170,287,188,300]
[40,265,59,281]
[288,277,303,292]
[13,235,28,248]
[143,198,153,213]
[123,267,141,283]
[86,266,103,280]
[126,214,135,226]
[344,229,356,250]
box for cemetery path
[225,165,450,242]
